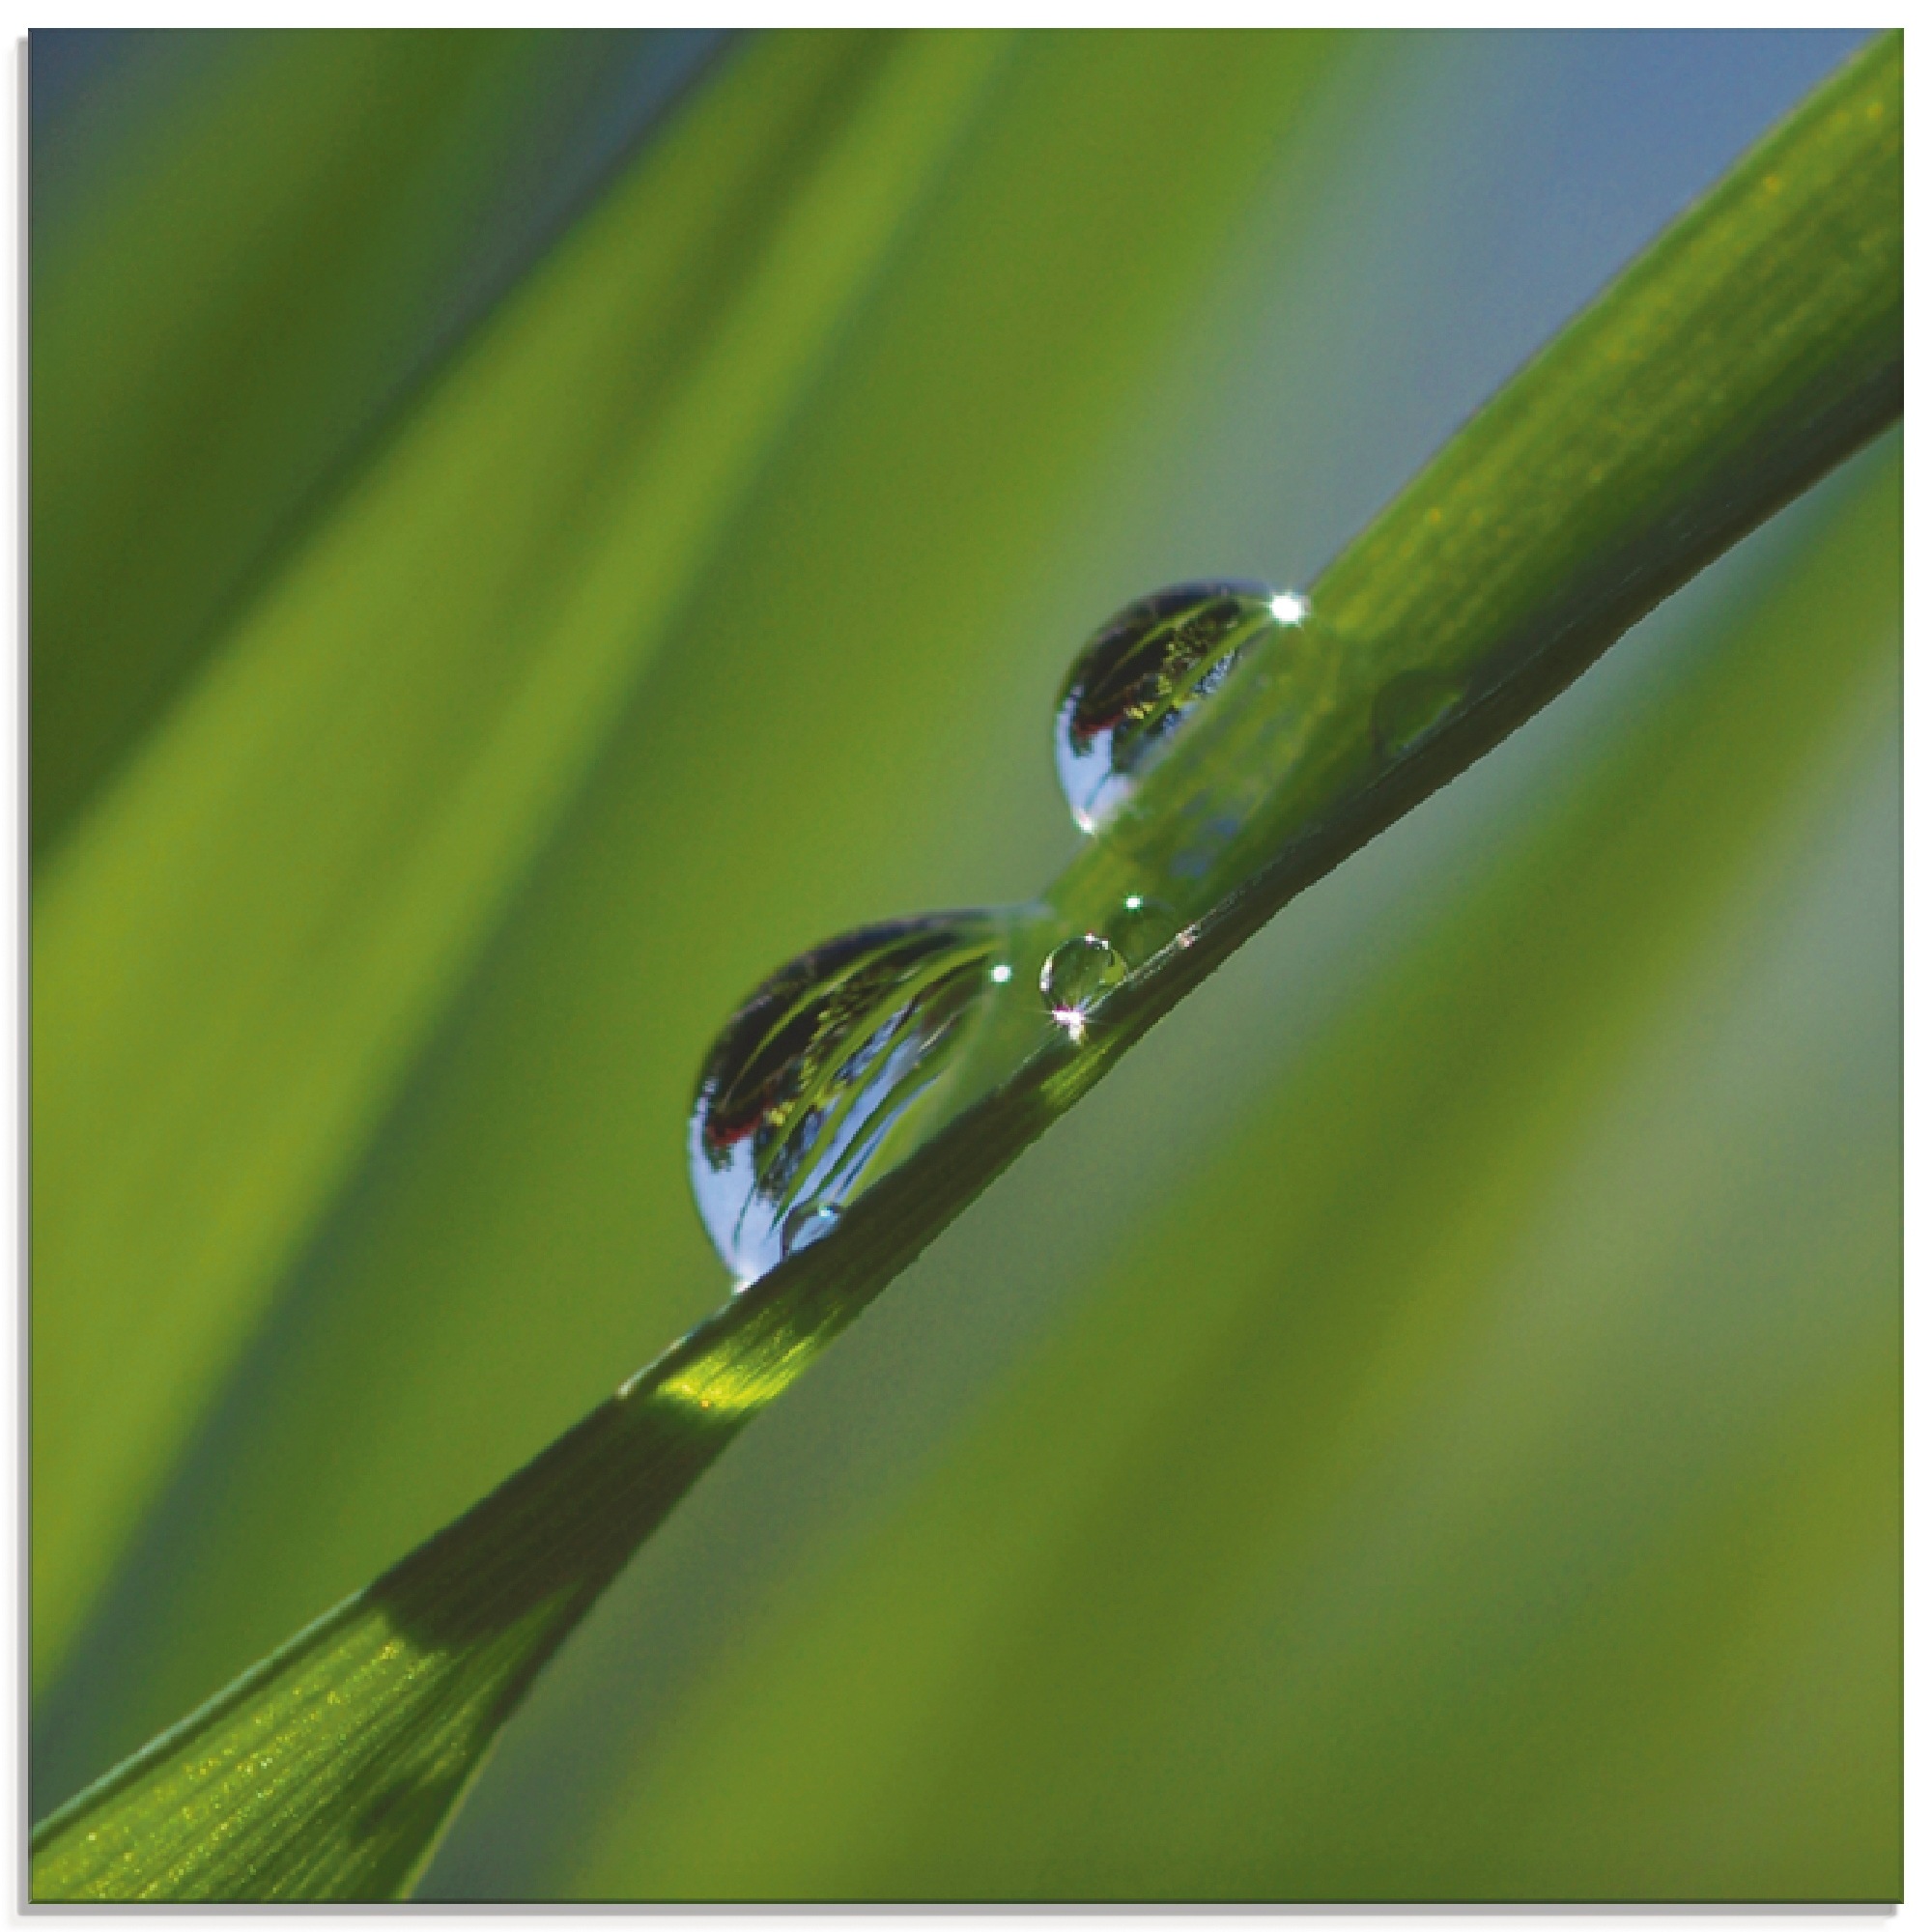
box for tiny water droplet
[1055,580,1305,832]
[1373,668,1465,760]
[1111,894,1179,968]
[781,1201,841,1257]
[689,913,1015,1282]
[1040,932,1124,1038]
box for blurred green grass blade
[571,440,1899,1903]
[32,25,1005,1682]
[30,1395,742,1901]
[31,29,720,855]
[31,36,1898,1902]
[41,26,1358,1804]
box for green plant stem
[1056,23,1902,930]
[31,30,1901,1903]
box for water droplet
[689,913,1015,1282]
[1055,580,1306,832]
[1111,894,1179,968]
[781,1201,841,1257]
[1373,669,1465,761]
[1040,933,1124,1039]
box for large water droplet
[1373,668,1465,761]
[1040,933,1125,1039]
[1055,580,1306,832]
[690,913,1015,1283]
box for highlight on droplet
[1038,932,1125,1041]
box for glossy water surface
[1039,934,1125,1039]
[1053,581,1308,832]
[689,914,1020,1284]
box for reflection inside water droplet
[1054,580,1306,833]
[689,913,1021,1283]
[687,576,1336,1283]
[1039,933,1125,1039]
[1373,668,1465,761]
[781,1201,841,1258]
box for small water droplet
[1040,933,1124,1038]
[1055,580,1306,832]
[781,1201,841,1257]
[689,913,1016,1282]
[1111,894,1179,968]
[1373,669,1465,760]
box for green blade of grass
[26,1395,741,1902]
[30,32,1900,1902]
[567,438,1899,1906]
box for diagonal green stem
[31,30,1901,1902]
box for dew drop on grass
[689,912,1021,1282]
[1039,933,1125,1038]
[1373,668,1464,760]
[690,580,1317,1278]
[1054,580,1310,832]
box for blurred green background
[30,29,1898,1900]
